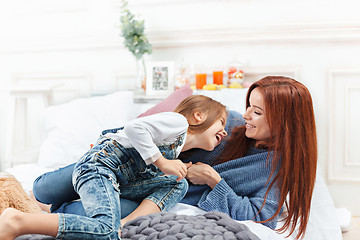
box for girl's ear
[193,111,206,124]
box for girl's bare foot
[29,191,51,213]
[0,208,23,240]
[0,207,58,239]
[121,218,128,227]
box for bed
[5,85,343,240]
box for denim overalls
[56,127,188,240]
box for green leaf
[119,0,152,59]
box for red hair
[218,76,317,239]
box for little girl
[0,95,228,240]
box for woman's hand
[186,162,221,189]
[153,156,192,181]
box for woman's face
[243,88,271,142]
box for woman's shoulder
[246,146,268,156]
[214,147,270,169]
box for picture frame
[146,61,175,96]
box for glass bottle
[226,57,244,88]
[135,56,146,93]
[175,59,190,90]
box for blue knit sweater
[181,111,281,229]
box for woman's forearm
[196,179,279,229]
[207,170,222,189]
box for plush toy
[0,173,42,214]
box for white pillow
[302,168,342,240]
[193,88,248,114]
[38,91,134,168]
[277,167,342,240]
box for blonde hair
[174,95,227,133]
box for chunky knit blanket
[15,211,260,240]
[122,211,260,240]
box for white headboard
[3,65,301,170]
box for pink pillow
[137,84,193,118]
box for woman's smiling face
[243,88,271,142]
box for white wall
[1,0,360,215]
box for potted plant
[120,0,152,92]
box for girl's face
[243,88,271,142]
[196,111,228,151]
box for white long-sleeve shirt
[105,112,188,165]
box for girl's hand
[186,162,221,189]
[153,156,192,181]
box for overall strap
[101,127,124,135]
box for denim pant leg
[121,174,188,211]
[57,162,121,240]
[33,162,139,217]
[33,163,78,211]
[55,198,139,218]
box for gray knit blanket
[15,211,260,240]
[122,211,261,240]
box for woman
[0,76,317,240]
[183,76,317,239]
